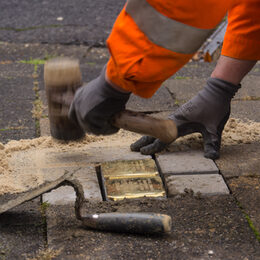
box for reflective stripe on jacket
[126,0,215,54]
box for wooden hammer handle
[45,57,177,142]
[113,110,178,144]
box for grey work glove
[69,67,130,135]
[131,78,240,160]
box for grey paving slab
[231,100,260,122]
[34,146,150,167]
[173,59,258,79]
[126,86,176,112]
[0,0,125,45]
[87,146,151,162]
[156,151,219,176]
[216,143,260,178]
[249,62,260,76]
[235,75,260,99]
[166,174,229,196]
[165,69,260,104]
[0,198,45,260]
[39,117,50,136]
[173,62,217,79]
[216,143,260,235]
[164,77,205,103]
[43,165,102,205]
[165,74,260,104]
[0,63,34,81]
[0,43,109,92]
[0,63,36,143]
[45,196,260,259]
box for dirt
[227,176,260,232]
[0,118,259,196]
[46,194,260,260]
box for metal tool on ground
[0,168,172,235]
[0,169,82,215]
[81,213,172,234]
[44,57,178,144]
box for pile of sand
[0,135,102,195]
[0,118,259,195]
[170,118,260,151]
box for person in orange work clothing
[69,0,259,160]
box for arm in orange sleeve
[222,0,260,60]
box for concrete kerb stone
[155,151,219,175]
[156,151,230,196]
[166,174,230,197]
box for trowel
[0,168,171,235]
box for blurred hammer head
[44,57,85,140]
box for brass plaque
[101,159,158,179]
[105,176,165,201]
[101,159,165,201]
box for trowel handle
[113,110,178,144]
[81,212,172,234]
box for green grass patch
[174,100,180,106]
[237,202,260,242]
[175,76,191,80]
[0,126,25,131]
[244,213,260,242]
[242,96,260,101]
[19,54,58,68]
[40,201,50,213]
[43,53,58,61]
[86,62,96,66]
[19,58,46,65]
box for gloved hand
[131,78,240,159]
[69,67,130,135]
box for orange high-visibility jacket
[106,0,260,98]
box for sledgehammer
[44,57,178,143]
[44,57,174,234]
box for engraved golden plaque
[101,159,165,201]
